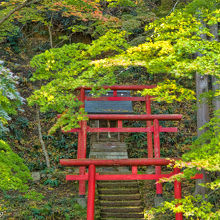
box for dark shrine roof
[85,90,133,114]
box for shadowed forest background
[0,0,219,219]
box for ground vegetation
[0,0,219,219]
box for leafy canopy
[92,0,220,218]
[28,30,129,133]
[0,63,31,192]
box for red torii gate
[59,85,202,220]
[60,158,202,220]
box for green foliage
[1,194,87,219]
[0,63,24,134]
[181,111,220,173]
[125,131,147,158]
[105,0,136,8]
[0,140,31,191]
[153,112,220,218]
[0,63,32,193]
[28,30,129,133]
[90,0,219,218]
[151,195,220,219]
[0,0,44,42]
[43,178,60,187]
[141,80,196,103]
[95,0,219,85]
[23,190,44,201]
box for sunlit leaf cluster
[151,195,219,219]
[28,30,129,133]
[141,80,196,103]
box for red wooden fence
[59,85,203,220]
[60,158,203,220]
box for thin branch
[206,187,219,198]
[36,108,50,168]
[168,0,180,15]
[48,25,53,48]
[0,0,39,26]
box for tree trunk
[210,23,220,114]
[195,74,210,195]
[195,20,211,195]
[36,108,50,168]
[48,25,53,49]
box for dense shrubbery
[0,0,219,219]
[0,140,31,191]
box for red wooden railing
[60,158,203,220]
[64,114,182,196]
[60,86,183,196]
[59,85,203,220]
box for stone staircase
[89,141,144,220]
[90,142,128,159]
[98,180,144,220]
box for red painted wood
[77,124,82,159]
[60,158,177,166]
[154,120,160,158]
[87,165,96,220]
[174,168,183,220]
[79,120,87,195]
[76,85,156,90]
[146,96,153,158]
[80,88,85,108]
[118,120,122,128]
[66,173,174,181]
[154,119,163,195]
[96,173,173,180]
[63,126,178,133]
[113,90,117,96]
[78,88,86,196]
[66,174,88,181]
[85,96,146,101]
[81,121,87,159]
[160,127,178,132]
[65,172,203,181]
[88,127,152,133]
[132,166,138,174]
[88,114,182,121]
[191,173,203,179]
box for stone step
[101,218,145,220]
[90,155,128,159]
[96,136,120,142]
[101,213,144,218]
[91,142,127,149]
[101,207,143,213]
[92,142,126,145]
[90,148,128,155]
[100,200,142,207]
[90,152,128,156]
[91,141,144,219]
[98,170,131,175]
[98,189,139,195]
[99,194,141,201]
[91,147,127,152]
[97,181,138,188]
